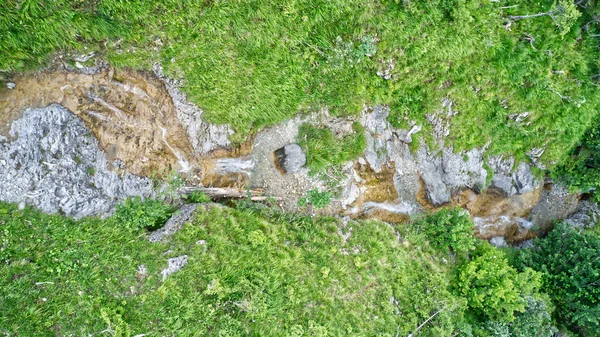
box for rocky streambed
[1,64,595,243]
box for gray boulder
[513,162,536,194]
[528,183,580,231]
[488,156,539,196]
[161,255,188,281]
[274,144,306,174]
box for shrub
[113,197,175,231]
[553,122,600,201]
[297,189,333,209]
[478,296,557,337]
[456,244,542,322]
[517,223,600,335]
[410,208,477,254]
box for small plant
[113,196,175,231]
[298,189,333,209]
[151,170,185,200]
[185,191,211,203]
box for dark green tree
[517,223,600,336]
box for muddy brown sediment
[411,177,545,242]
[1,68,196,176]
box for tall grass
[1,0,599,166]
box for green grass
[297,122,366,172]
[2,0,599,165]
[0,200,467,336]
[1,198,566,336]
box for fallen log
[179,187,279,201]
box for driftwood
[179,187,279,201]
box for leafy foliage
[409,208,477,254]
[516,223,600,335]
[185,191,212,204]
[456,244,542,322]
[297,188,333,209]
[551,0,583,35]
[553,122,600,200]
[478,296,557,337]
[113,196,175,231]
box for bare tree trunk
[508,11,551,21]
[179,186,277,201]
[407,306,446,337]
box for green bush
[517,223,600,335]
[456,244,542,322]
[410,208,477,254]
[478,296,557,337]
[113,197,175,231]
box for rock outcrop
[565,200,600,229]
[0,68,196,176]
[0,104,153,218]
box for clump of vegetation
[297,122,366,172]
[297,188,333,209]
[113,196,175,231]
[516,222,600,335]
[553,122,600,200]
[408,208,477,254]
[479,296,557,337]
[456,244,542,323]
[185,191,212,203]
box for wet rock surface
[152,63,234,156]
[0,104,153,218]
[0,68,197,176]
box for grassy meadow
[0,200,560,336]
[1,0,599,165]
